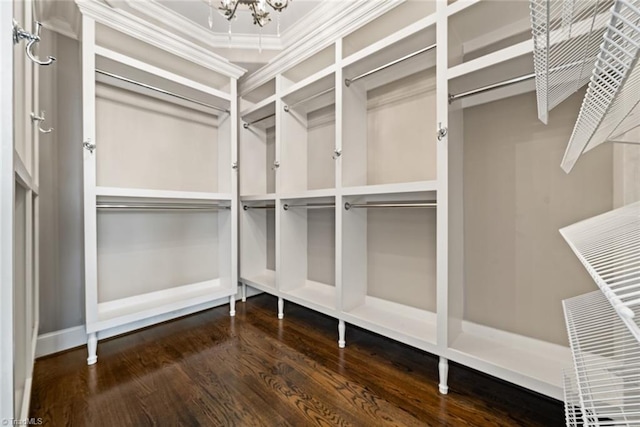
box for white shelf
[281,66,336,107]
[242,270,276,290]
[95,46,233,102]
[448,321,571,400]
[283,280,337,313]
[96,186,233,201]
[447,39,532,81]
[280,189,337,200]
[240,96,276,124]
[560,200,640,341]
[561,0,640,172]
[90,279,230,333]
[240,194,276,202]
[341,180,437,197]
[563,291,640,426]
[343,297,437,351]
[530,0,610,124]
[341,13,437,69]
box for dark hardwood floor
[30,294,564,426]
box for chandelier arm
[224,0,241,21]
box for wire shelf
[563,291,640,426]
[560,200,640,342]
[530,0,612,125]
[563,370,582,427]
[561,0,640,173]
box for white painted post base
[241,283,247,302]
[438,356,449,394]
[87,332,98,365]
[277,297,284,319]
[229,295,236,317]
[338,319,346,348]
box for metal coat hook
[13,20,56,66]
[30,111,53,134]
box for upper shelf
[556,0,640,172]
[530,0,612,125]
[560,199,640,342]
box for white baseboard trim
[35,325,87,358]
[36,288,263,358]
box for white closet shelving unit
[237,0,609,400]
[78,13,243,364]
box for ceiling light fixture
[209,0,292,50]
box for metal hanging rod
[243,113,275,129]
[345,43,437,87]
[97,204,230,211]
[284,87,335,112]
[344,201,437,210]
[283,203,335,210]
[449,73,534,103]
[95,69,229,113]
[243,205,275,210]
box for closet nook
[78,11,243,364]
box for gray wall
[38,31,84,333]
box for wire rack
[563,370,582,427]
[563,291,640,426]
[560,200,640,342]
[561,0,640,173]
[530,0,613,125]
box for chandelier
[211,0,292,31]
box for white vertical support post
[439,356,449,394]
[229,295,236,317]
[230,77,239,316]
[81,16,99,365]
[0,0,15,419]
[242,282,247,302]
[338,319,346,348]
[436,0,452,396]
[87,332,97,365]
[275,75,283,308]
[334,39,344,331]
[277,297,284,319]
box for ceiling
[157,0,322,37]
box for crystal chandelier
[211,0,291,35]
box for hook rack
[13,20,56,66]
[30,111,53,134]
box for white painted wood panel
[461,91,613,346]
[95,84,220,193]
[97,210,220,302]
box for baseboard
[36,288,263,358]
[35,325,87,358]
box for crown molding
[239,0,404,95]
[125,0,283,51]
[75,0,246,79]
